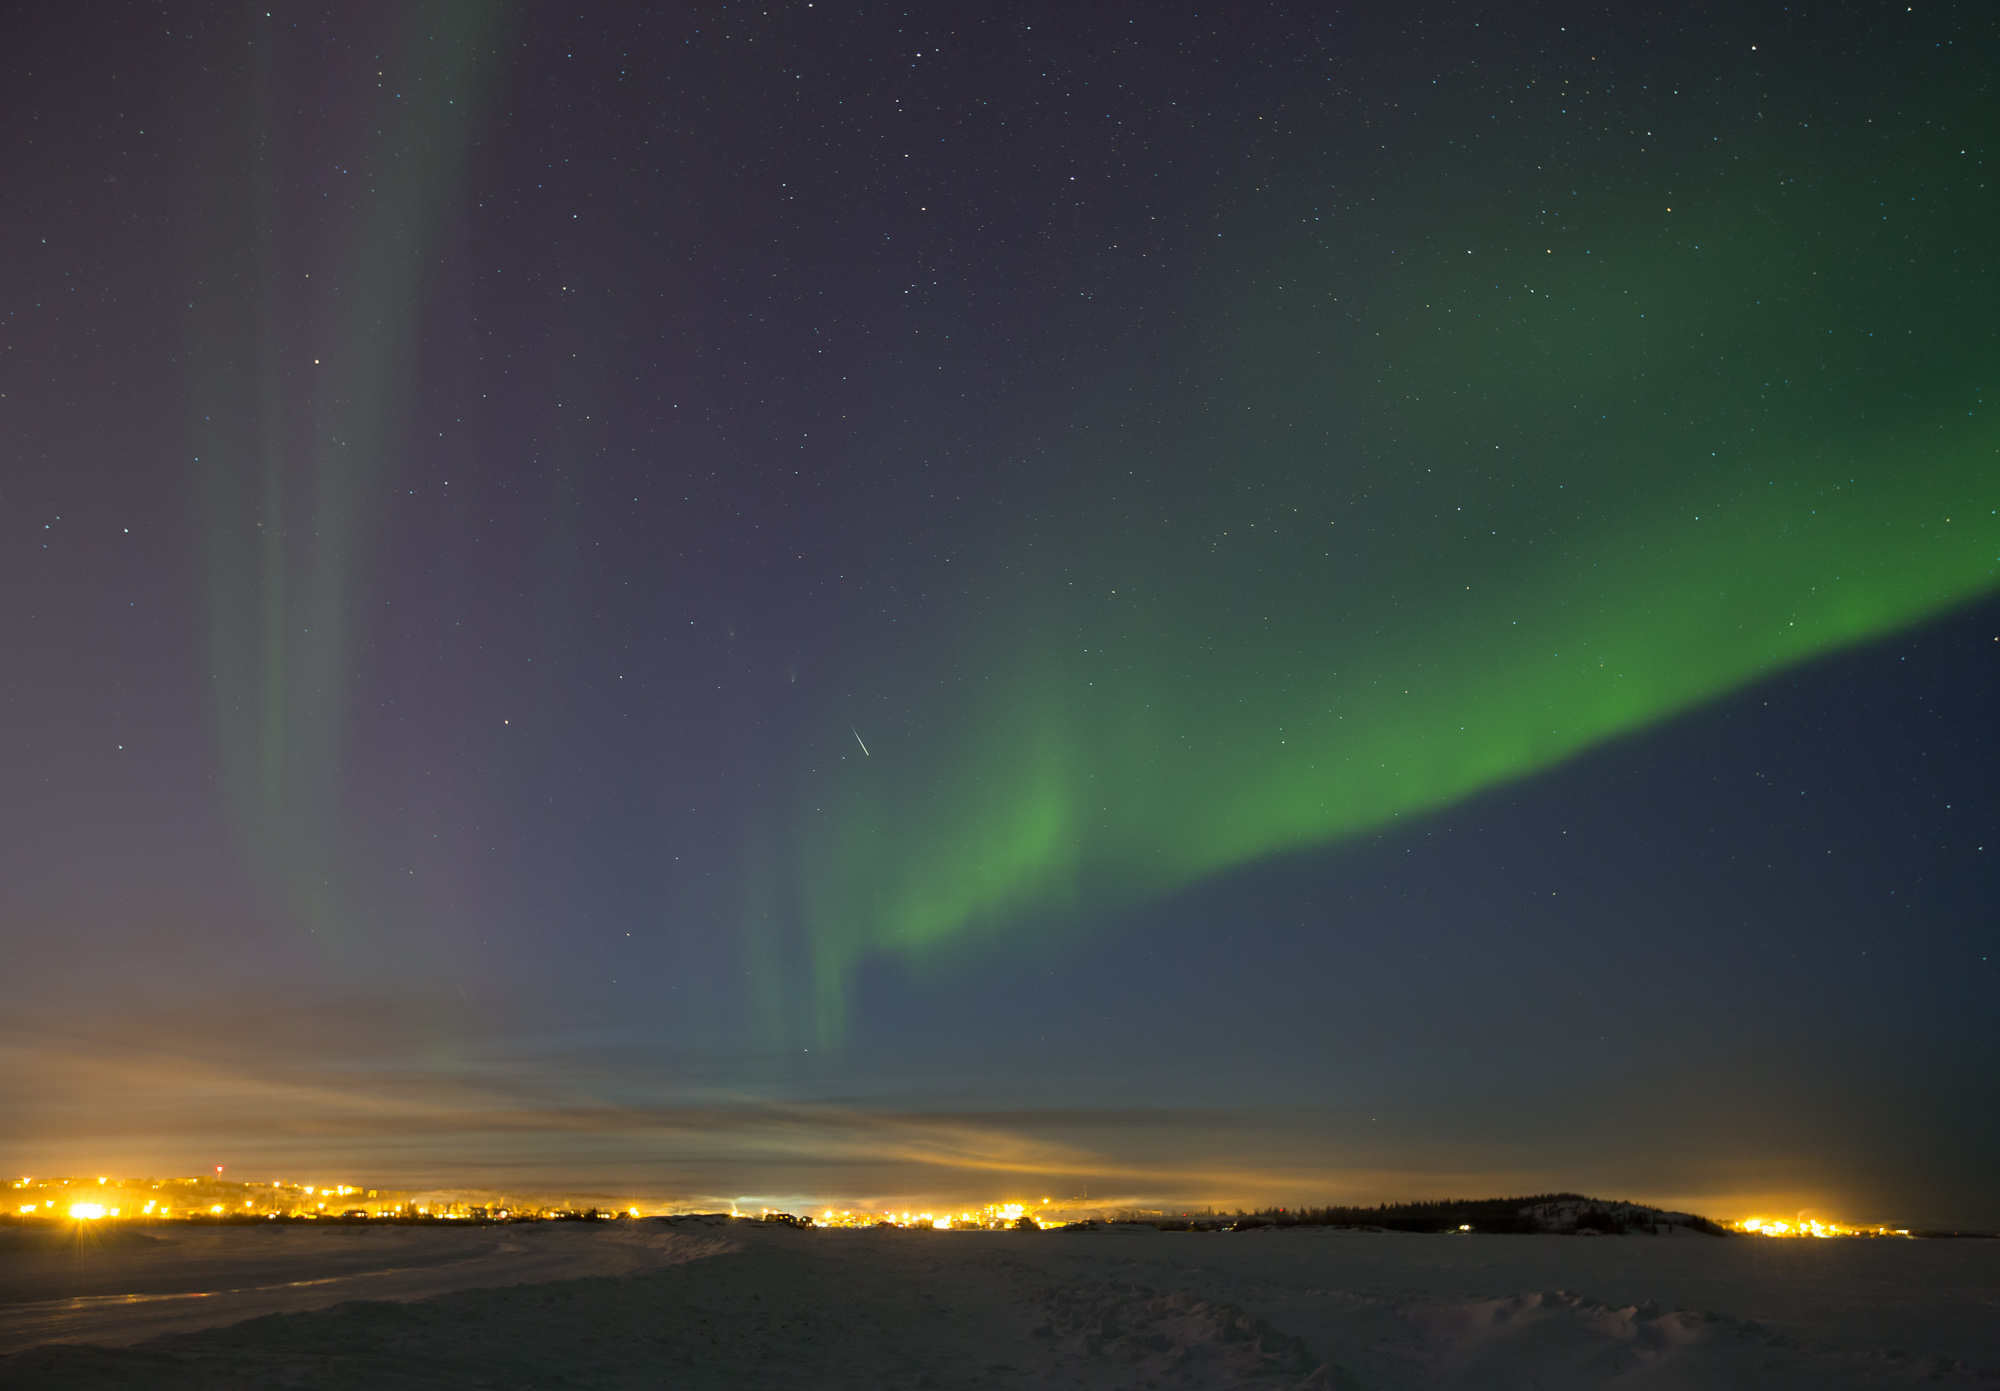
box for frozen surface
[0,1221,714,1355]
[1,1221,1996,1387]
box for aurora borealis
[775,5,2000,1035]
[2,2,1995,1225]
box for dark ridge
[1909,1230,2000,1240]
[1136,1194,1730,1235]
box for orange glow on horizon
[1733,1216,1910,1238]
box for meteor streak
[850,725,870,757]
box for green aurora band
[187,6,504,948]
[167,12,1994,1042]
[782,92,1999,1042]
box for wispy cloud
[0,991,1519,1206]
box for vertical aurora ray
[185,6,505,946]
[783,63,2000,1041]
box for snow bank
[1,1222,1994,1387]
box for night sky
[3,1,1995,1226]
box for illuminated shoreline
[12,1178,1964,1237]
[10,1175,610,1224]
[1730,1217,1912,1239]
[6,1176,1068,1229]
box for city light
[810,1201,1047,1230]
[1733,1216,1911,1238]
[8,1175,677,1224]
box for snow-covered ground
[0,1222,715,1355]
[2,1219,1996,1387]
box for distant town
[7,1178,1958,1237]
[5,1176,1070,1228]
[8,1174,639,1223]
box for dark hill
[1151,1194,1728,1235]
